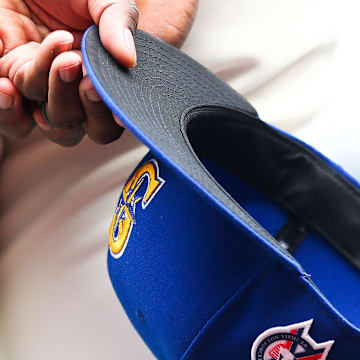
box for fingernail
[84,89,102,103]
[59,63,81,83]
[124,28,137,67]
[52,42,73,57]
[0,91,13,110]
[37,117,52,132]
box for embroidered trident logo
[109,159,165,258]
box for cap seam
[180,259,273,360]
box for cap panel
[108,153,360,360]
[182,260,358,360]
[108,153,276,360]
[295,231,360,328]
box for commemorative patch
[109,159,165,258]
[251,319,334,360]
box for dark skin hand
[0,0,198,147]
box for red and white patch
[251,319,334,360]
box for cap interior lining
[185,105,360,272]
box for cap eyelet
[136,309,145,324]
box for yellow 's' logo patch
[109,159,165,258]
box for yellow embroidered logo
[109,159,165,258]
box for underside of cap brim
[82,25,299,271]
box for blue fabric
[208,158,360,329]
[108,154,270,359]
[201,159,288,239]
[108,153,360,359]
[181,261,360,360]
[295,232,360,328]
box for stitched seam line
[180,260,272,360]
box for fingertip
[124,28,137,68]
[98,12,137,68]
[33,107,52,132]
[50,51,82,85]
[0,77,18,97]
[79,75,99,95]
[52,50,82,70]
[45,30,74,45]
[89,0,138,67]
[26,30,75,100]
[41,30,74,58]
[113,113,125,128]
[40,127,85,147]
[80,77,102,103]
[0,77,26,111]
[79,75,93,91]
[0,81,35,139]
[100,25,137,68]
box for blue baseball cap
[82,26,360,360]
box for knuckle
[24,84,47,101]
[53,121,83,130]
[0,55,11,78]
[84,101,108,115]
[46,128,85,147]
[22,77,48,101]
[13,128,32,139]
[0,37,3,57]
[89,127,124,145]
[58,136,83,147]
[159,19,191,48]
[49,109,85,129]
[61,132,85,147]
[0,120,33,139]
[61,119,83,130]
[126,0,139,34]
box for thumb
[88,0,138,68]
